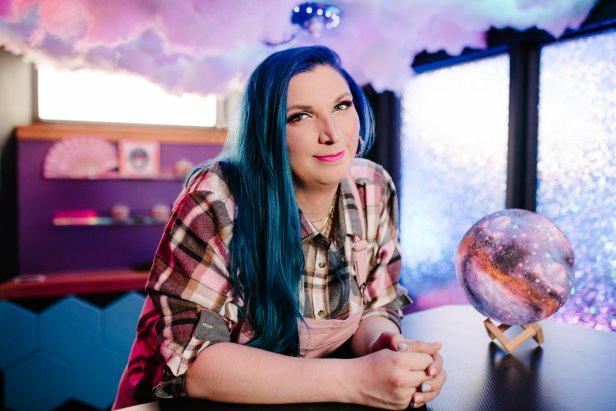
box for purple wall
[18,140,222,274]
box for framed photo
[118,140,160,177]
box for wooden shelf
[53,216,166,226]
[0,269,149,299]
[16,122,227,144]
[44,171,185,181]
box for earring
[355,136,365,157]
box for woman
[114,45,445,410]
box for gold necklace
[313,190,338,232]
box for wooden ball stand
[483,318,544,354]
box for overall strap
[347,179,369,294]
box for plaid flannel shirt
[146,158,410,393]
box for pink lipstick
[315,150,345,162]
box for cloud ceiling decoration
[0,0,598,95]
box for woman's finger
[404,340,441,356]
[369,332,399,353]
[427,352,444,377]
[412,368,448,405]
[393,339,441,355]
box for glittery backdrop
[536,29,616,331]
[400,29,615,332]
[399,55,510,310]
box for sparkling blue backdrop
[536,29,616,331]
[400,29,615,331]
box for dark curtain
[363,85,402,192]
[0,132,18,280]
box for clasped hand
[358,332,446,410]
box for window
[400,55,510,309]
[37,65,218,127]
[536,29,616,330]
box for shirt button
[318,261,326,269]
[317,310,326,318]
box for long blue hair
[219,45,374,356]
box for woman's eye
[334,100,353,111]
[287,112,310,123]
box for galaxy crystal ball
[455,209,574,325]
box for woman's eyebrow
[286,92,352,112]
[287,103,312,112]
[335,92,353,101]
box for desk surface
[402,305,615,411]
[121,305,616,411]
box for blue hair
[219,46,374,356]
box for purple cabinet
[17,126,223,274]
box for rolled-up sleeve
[146,168,239,396]
[361,169,411,330]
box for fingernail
[414,395,424,403]
[421,383,432,392]
[396,342,408,350]
[429,367,437,376]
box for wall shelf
[16,121,223,274]
[16,122,227,144]
[44,171,185,181]
[0,269,149,299]
[53,216,166,226]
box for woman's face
[285,65,361,190]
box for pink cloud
[0,0,598,95]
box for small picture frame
[118,140,160,177]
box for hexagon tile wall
[0,292,145,411]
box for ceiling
[0,0,599,95]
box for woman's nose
[318,115,340,144]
